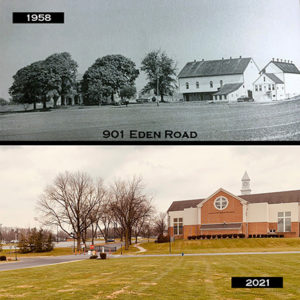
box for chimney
[277,58,279,62]
[230,56,232,59]
[222,57,224,60]
[272,58,274,61]
[202,59,204,61]
[194,59,196,62]
[239,56,242,59]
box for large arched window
[214,196,228,210]
[186,82,189,89]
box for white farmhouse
[253,73,285,102]
[253,59,300,101]
[178,57,260,102]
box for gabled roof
[271,61,300,74]
[214,83,243,96]
[264,73,284,84]
[178,57,252,78]
[167,189,300,212]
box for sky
[0,0,300,100]
[1,145,300,228]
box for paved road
[1,99,300,141]
[0,255,87,272]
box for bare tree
[37,171,105,251]
[153,212,167,237]
[110,176,154,250]
[96,192,114,243]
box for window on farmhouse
[268,84,271,91]
[210,81,213,88]
[259,85,262,91]
[196,82,199,88]
[255,85,258,92]
[186,82,189,89]
[278,211,291,232]
[272,84,275,90]
[173,218,183,235]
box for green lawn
[138,238,300,255]
[0,247,73,258]
[0,254,299,299]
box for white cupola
[241,171,251,195]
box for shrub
[217,234,222,239]
[156,234,170,243]
[100,253,107,259]
[0,256,6,261]
[187,236,192,240]
[89,255,98,259]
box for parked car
[106,238,115,243]
[237,96,254,102]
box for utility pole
[156,65,160,106]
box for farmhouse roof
[265,73,284,84]
[271,61,300,74]
[200,223,242,230]
[214,83,243,96]
[167,189,300,212]
[178,57,252,78]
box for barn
[167,172,300,239]
[177,57,260,102]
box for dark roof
[167,199,203,212]
[265,73,284,84]
[167,189,300,212]
[214,83,243,96]
[271,61,300,74]
[200,223,242,230]
[178,57,251,78]
[239,190,300,204]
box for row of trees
[37,171,167,251]
[9,50,177,109]
[18,228,54,253]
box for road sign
[90,245,94,250]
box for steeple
[241,171,251,195]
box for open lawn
[0,254,299,299]
[1,100,300,140]
[137,238,300,255]
[0,247,73,258]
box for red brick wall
[247,222,269,234]
[201,190,243,224]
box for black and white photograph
[0,0,300,141]
[1,0,300,141]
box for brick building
[167,172,300,239]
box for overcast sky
[1,0,300,99]
[1,145,300,228]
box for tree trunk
[53,96,59,108]
[76,235,81,251]
[135,234,138,244]
[125,228,129,250]
[129,228,132,245]
[33,101,37,110]
[61,95,65,106]
[111,93,114,104]
[160,94,164,102]
[43,100,47,109]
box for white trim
[197,187,248,208]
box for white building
[253,59,300,101]
[167,172,300,239]
[253,73,285,101]
[178,57,260,102]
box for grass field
[1,100,300,140]
[0,247,73,258]
[0,254,299,299]
[121,238,300,255]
